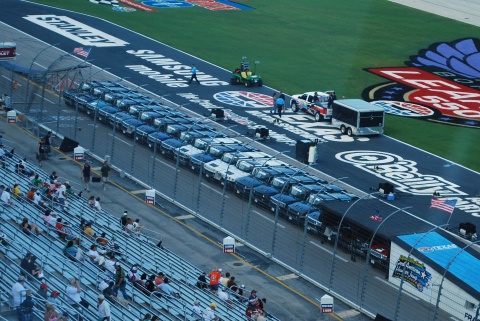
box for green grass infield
[26,0,480,171]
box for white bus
[331,99,385,136]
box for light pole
[195,125,237,215]
[243,150,289,242]
[219,136,260,227]
[359,206,412,309]
[329,191,379,290]
[393,224,447,320]
[172,116,212,202]
[270,164,310,257]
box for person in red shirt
[209,267,221,293]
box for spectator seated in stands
[65,183,74,196]
[104,253,116,274]
[203,302,219,321]
[38,282,48,300]
[0,230,10,246]
[248,289,260,311]
[127,265,143,286]
[32,189,46,208]
[20,252,33,276]
[227,276,236,289]
[83,221,95,238]
[47,290,60,305]
[20,217,42,236]
[56,218,66,240]
[27,171,35,184]
[49,171,58,184]
[65,278,90,309]
[87,245,106,266]
[218,287,234,307]
[11,275,26,309]
[125,218,135,235]
[32,174,43,188]
[220,272,230,287]
[26,187,36,202]
[23,255,44,280]
[18,289,34,321]
[120,211,128,230]
[145,274,160,296]
[45,302,59,321]
[12,182,24,199]
[158,277,180,298]
[155,271,164,287]
[100,280,130,309]
[196,271,208,289]
[231,284,247,303]
[15,159,33,176]
[94,197,102,211]
[191,300,202,321]
[96,232,110,246]
[87,196,95,208]
[132,218,143,235]
[63,236,81,261]
[0,186,16,206]
[41,209,57,227]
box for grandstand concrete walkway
[0,118,373,321]
[389,0,480,27]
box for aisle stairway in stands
[0,146,280,321]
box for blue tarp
[398,232,480,294]
[0,61,46,74]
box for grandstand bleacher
[0,143,279,321]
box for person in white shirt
[217,288,233,307]
[192,300,202,321]
[11,275,26,307]
[87,245,106,266]
[57,183,67,211]
[202,302,218,321]
[0,187,15,206]
[97,294,111,321]
[65,278,89,308]
[94,197,102,211]
[104,255,116,274]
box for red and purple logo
[362,38,480,128]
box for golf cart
[230,57,263,87]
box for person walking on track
[188,64,200,84]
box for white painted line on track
[131,189,146,195]
[374,277,420,301]
[176,214,195,220]
[309,241,349,262]
[276,273,299,281]
[2,75,22,86]
[33,62,47,69]
[201,182,229,198]
[34,93,54,104]
[108,133,133,147]
[253,210,285,228]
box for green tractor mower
[230,57,263,87]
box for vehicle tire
[258,79,263,87]
[230,77,237,85]
[291,102,299,112]
[314,112,324,122]
[347,127,353,137]
[340,125,346,134]
[244,81,251,87]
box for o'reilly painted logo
[23,15,129,47]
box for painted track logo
[214,91,272,108]
[362,38,480,128]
